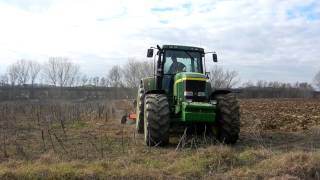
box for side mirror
[147,49,154,58]
[213,53,218,62]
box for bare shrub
[209,65,239,89]
[7,63,19,86]
[314,70,320,90]
[29,60,41,87]
[0,74,9,86]
[108,65,122,87]
[15,59,30,85]
[122,58,153,88]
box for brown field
[241,98,320,131]
[0,98,320,179]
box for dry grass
[226,151,320,180]
[1,147,319,179]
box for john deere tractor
[135,45,240,146]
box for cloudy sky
[0,0,319,84]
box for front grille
[185,80,206,102]
[185,80,206,92]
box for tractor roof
[162,45,204,53]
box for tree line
[0,57,319,99]
[0,58,238,89]
[0,57,153,88]
[239,80,315,98]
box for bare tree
[43,57,59,86]
[122,58,153,88]
[256,80,267,88]
[29,60,41,87]
[6,60,30,86]
[314,71,320,90]
[92,76,100,87]
[108,65,122,87]
[43,57,80,87]
[242,81,254,88]
[80,74,89,86]
[0,74,9,86]
[73,74,82,87]
[100,77,108,87]
[209,65,240,89]
[57,58,80,87]
[6,60,40,87]
[7,64,19,86]
[65,66,80,87]
[14,59,30,85]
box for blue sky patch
[96,9,127,22]
[287,1,319,20]
[0,0,53,12]
[151,7,175,12]
[159,20,169,24]
[182,3,192,9]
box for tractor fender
[145,89,166,94]
[141,77,156,93]
[141,77,166,95]
[210,89,231,98]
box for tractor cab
[161,48,205,105]
[147,45,216,102]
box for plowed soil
[240,98,320,131]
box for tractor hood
[174,72,207,84]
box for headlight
[184,91,193,96]
[210,100,217,105]
[197,92,205,96]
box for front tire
[144,94,170,146]
[215,93,240,144]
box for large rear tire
[144,94,170,146]
[136,85,144,134]
[215,93,240,144]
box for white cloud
[0,0,319,84]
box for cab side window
[164,57,173,74]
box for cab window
[163,50,202,74]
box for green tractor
[135,45,240,146]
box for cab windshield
[163,50,202,74]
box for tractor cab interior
[163,50,203,75]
